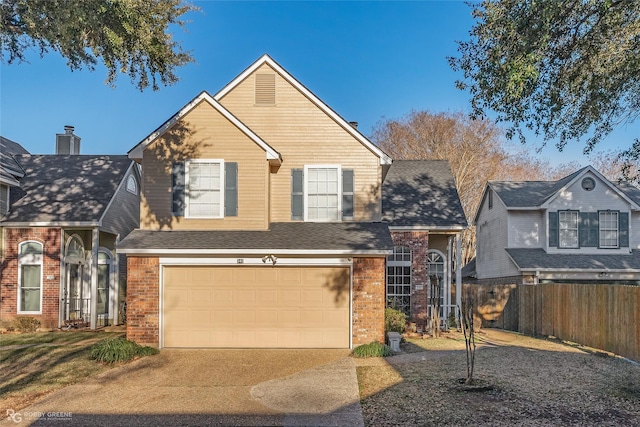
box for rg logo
[6,409,22,423]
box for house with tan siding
[119,54,466,348]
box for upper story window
[559,210,579,248]
[599,211,619,248]
[0,183,8,216]
[488,189,493,209]
[172,160,238,219]
[291,165,354,222]
[18,241,43,313]
[186,160,224,218]
[126,175,138,195]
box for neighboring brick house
[468,165,640,284]
[119,54,466,348]
[0,128,140,329]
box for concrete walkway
[2,349,363,427]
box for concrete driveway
[5,349,363,427]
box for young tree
[450,0,640,155]
[1,0,197,91]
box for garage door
[163,266,350,348]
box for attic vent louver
[255,73,276,105]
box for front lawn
[0,331,125,412]
[357,330,640,426]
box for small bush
[15,317,41,332]
[351,341,394,358]
[90,337,158,364]
[385,307,407,334]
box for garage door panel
[163,266,350,348]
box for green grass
[0,330,112,347]
[351,341,394,358]
[0,331,126,411]
[89,336,159,364]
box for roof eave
[117,248,393,256]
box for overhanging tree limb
[0,0,197,91]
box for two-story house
[0,128,140,330]
[471,166,640,284]
[119,54,466,349]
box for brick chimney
[56,125,81,155]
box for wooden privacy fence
[463,282,640,362]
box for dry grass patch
[358,330,640,426]
[0,331,125,413]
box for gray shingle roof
[489,168,586,208]
[0,136,29,186]
[3,155,132,223]
[506,248,640,271]
[118,222,393,253]
[382,160,467,228]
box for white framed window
[386,246,411,316]
[559,210,579,248]
[96,249,113,316]
[599,211,619,248]
[126,175,138,195]
[18,241,43,314]
[185,159,224,218]
[0,183,8,216]
[304,165,341,221]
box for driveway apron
[3,349,363,427]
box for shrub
[90,337,158,364]
[15,317,41,332]
[351,341,393,358]
[385,307,407,334]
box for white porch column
[90,228,99,329]
[112,234,120,325]
[446,236,453,312]
[456,232,462,311]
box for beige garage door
[163,266,350,348]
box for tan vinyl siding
[140,101,269,230]
[218,63,382,222]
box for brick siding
[352,257,386,345]
[0,228,62,328]
[126,256,160,346]
[390,231,430,329]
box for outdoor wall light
[262,254,278,265]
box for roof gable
[0,136,29,186]
[214,54,392,165]
[382,160,467,229]
[128,91,281,163]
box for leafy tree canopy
[450,0,640,154]
[0,0,197,90]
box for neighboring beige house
[119,55,466,349]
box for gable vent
[255,73,276,105]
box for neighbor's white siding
[508,210,543,248]
[547,171,632,255]
[475,189,519,279]
[630,211,640,250]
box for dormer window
[126,175,138,195]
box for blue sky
[1,1,637,166]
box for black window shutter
[224,162,238,217]
[342,169,354,220]
[620,212,629,247]
[548,211,558,247]
[171,162,185,216]
[579,212,598,247]
[291,169,304,220]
